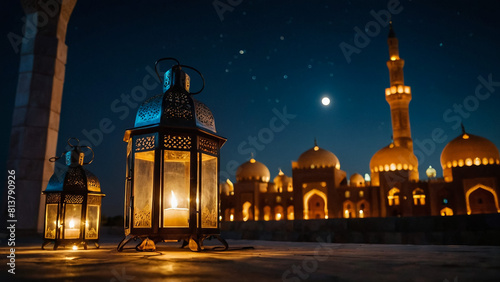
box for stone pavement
[3,235,500,282]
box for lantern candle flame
[171,190,178,209]
[163,191,189,227]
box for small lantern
[117,58,227,252]
[42,138,105,250]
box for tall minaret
[385,22,413,152]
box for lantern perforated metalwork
[42,138,105,250]
[117,58,227,252]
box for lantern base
[42,239,100,250]
[117,234,228,252]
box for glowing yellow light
[250,158,256,163]
[397,85,404,93]
[391,86,397,93]
[374,167,378,172]
[69,219,75,229]
[72,245,78,251]
[403,164,408,170]
[384,164,390,171]
[404,86,411,94]
[409,165,413,170]
[313,146,319,151]
[489,158,495,164]
[390,163,396,171]
[397,163,402,170]
[447,162,452,168]
[482,158,488,165]
[170,191,178,208]
[474,157,481,166]
[344,210,349,218]
[219,216,222,221]
[385,88,391,96]
[379,165,384,172]
[465,158,472,166]
[229,214,234,221]
[359,210,364,218]
[462,134,469,139]
[390,56,397,61]
[276,213,282,221]
[458,159,464,167]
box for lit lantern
[42,138,105,250]
[117,58,227,252]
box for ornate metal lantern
[42,138,105,250]
[117,58,227,252]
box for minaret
[385,22,413,152]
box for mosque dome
[273,169,291,185]
[296,141,340,170]
[370,143,418,172]
[369,142,419,186]
[440,130,500,182]
[350,173,365,187]
[236,158,271,182]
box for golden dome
[440,132,500,182]
[273,169,291,185]
[370,143,418,172]
[296,144,340,170]
[236,158,271,182]
[350,173,365,187]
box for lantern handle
[67,137,80,148]
[180,64,205,95]
[81,146,95,165]
[154,57,180,83]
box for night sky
[2,0,500,217]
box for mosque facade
[220,24,500,222]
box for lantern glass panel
[64,204,82,239]
[133,151,154,228]
[44,204,58,239]
[201,153,218,228]
[162,150,190,228]
[85,205,100,239]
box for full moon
[321,97,331,106]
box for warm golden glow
[359,210,364,218]
[404,86,411,94]
[413,188,426,205]
[69,219,75,229]
[72,245,78,251]
[250,158,256,163]
[385,88,391,96]
[390,163,396,171]
[276,213,282,220]
[462,134,469,139]
[465,158,472,166]
[465,184,500,215]
[229,214,234,221]
[344,210,349,218]
[458,159,464,167]
[170,191,178,209]
[388,188,400,206]
[313,146,319,151]
[397,85,404,93]
[390,56,397,61]
[440,207,453,216]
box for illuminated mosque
[220,24,500,222]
